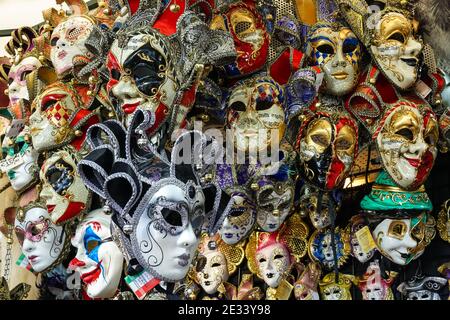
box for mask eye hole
[335,138,352,151]
[343,38,358,53]
[316,44,334,55]
[395,128,414,141]
[30,223,44,236]
[387,32,405,44]
[20,70,33,82]
[274,254,284,260]
[258,257,267,263]
[388,221,407,239]
[235,21,252,35]
[50,37,59,47]
[255,100,274,111]
[311,133,330,147]
[195,256,207,272]
[211,262,221,268]
[230,101,247,112]
[110,68,120,81]
[162,208,183,227]
[87,240,100,253]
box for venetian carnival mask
[106,30,177,129]
[377,102,438,190]
[210,2,269,78]
[296,107,358,190]
[306,25,361,96]
[358,260,395,300]
[397,274,447,300]
[308,227,351,270]
[50,16,95,77]
[319,272,355,300]
[370,12,422,90]
[255,239,291,288]
[39,149,90,224]
[227,76,285,154]
[349,215,376,263]
[14,203,68,273]
[0,126,39,192]
[7,56,42,104]
[219,193,256,245]
[69,208,124,299]
[293,262,321,300]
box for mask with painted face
[397,274,447,300]
[319,272,355,300]
[1,125,39,193]
[305,23,361,96]
[293,262,322,300]
[192,233,245,295]
[349,214,376,263]
[246,214,308,288]
[39,148,90,224]
[69,208,124,299]
[14,202,72,273]
[358,260,396,300]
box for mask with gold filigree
[245,214,308,289]
[319,272,355,300]
[295,105,358,190]
[191,233,245,295]
[357,260,396,300]
[293,262,321,300]
[210,1,269,78]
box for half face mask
[296,107,358,190]
[7,56,42,105]
[39,149,90,225]
[309,227,351,270]
[376,101,438,190]
[69,208,124,299]
[397,275,447,300]
[219,193,256,245]
[1,126,39,193]
[210,2,269,78]
[319,272,355,300]
[50,16,95,78]
[358,260,395,300]
[227,76,285,154]
[14,203,69,273]
[306,24,361,96]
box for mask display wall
[69,208,124,299]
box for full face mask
[14,203,71,273]
[358,260,396,300]
[0,125,39,193]
[246,214,308,288]
[29,81,98,152]
[336,0,422,90]
[227,75,285,155]
[69,208,124,299]
[210,1,269,78]
[39,148,90,225]
[8,56,42,105]
[308,227,351,270]
[293,262,321,300]
[319,272,355,300]
[192,233,245,295]
[349,215,376,263]
[50,15,95,78]
[295,106,358,190]
[397,274,447,300]
[305,23,361,96]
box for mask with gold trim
[319,272,355,300]
[293,262,321,300]
[358,260,396,300]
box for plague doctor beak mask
[78,108,228,284]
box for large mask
[192,234,244,295]
[397,275,447,300]
[319,272,355,300]
[69,208,124,299]
[376,101,438,190]
[39,149,90,224]
[295,107,358,190]
[14,203,70,273]
[218,192,256,245]
[50,16,95,78]
[227,76,285,155]
[305,24,361,96]
[308,227,351,270]
[210,2,269,78]
[357,260,395,300]
[246,214,308,288]
[0,126,39,193]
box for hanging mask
[358,260,396,300]
[293,262,321,300]
[219,192,256,245]
[295,106,358,190]
[0,126,39,193]
[29,81,98,152]
[397,274,447,300]
[210,2,269,78]
[192,233,245,295]
[50,16,95,78]
[246,214,308,288]
[8,56,42,105]
[39,149,90,225]
[69,208,124,299]
[349,214,376,263]
[227,75,285,154]
[308,227,351,270]
[319,272,355,300]
[305,24,361,96]
[14,202,71,273]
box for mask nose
[178,223,197,250]
[22,238,35,253]
[408,137,427,157]
[111,77,140,102]
[331,48,348,68]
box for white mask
[256,243,290,288]
[195,251,229,295]
[69,208,124,299]
[256,182,293,232]
[14,205,66,273]
[50,16,94,77]
[7,56,41,104]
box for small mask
[349,215,376,263]
[293,262,321,300]
[219,193,256,245]
[397,274,447,300]
[306,24,361,96]
[227,76,285,154]
[69,208,124,299]
[319,272,355,300]
[308,227,351,270]
[50,16,95,77]
[39,149,90,224]
[14,203,69,273]
[8,56,41,105]
[299,186,341,230]
[358,260,396,300]
[210,2,269,78]
[296,107,358,190]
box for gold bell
[369,78,376,84]
[400,0,408,5]
[315,102,321,108]
[87,90,93,96]
[266,14,273,20]
[108,112,115,118]
[75,130,83,137]
[4,89,9,95]
[169,3,181,13]
[103,8,111,15]
[17,47,23,53]
[298,114,305,121]
[201,114,209,123]
[39,55,46,63]
[251,183,259,191]
[435,99,441,105]
[204,173,213,181]
[88,76,97,84]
